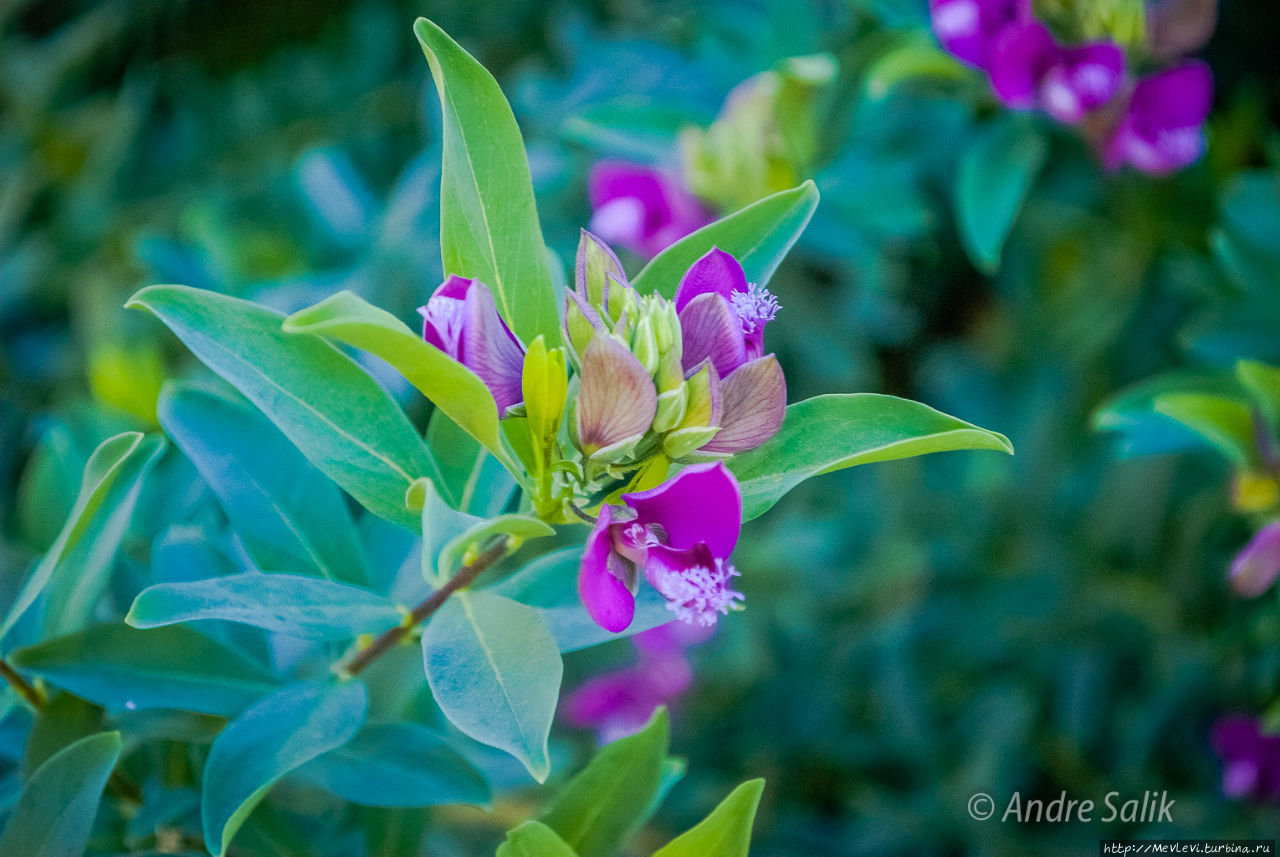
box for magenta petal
[576,335,658,453]
[579,505,636,633]
[701,355,787,454]
[417,274,474,358]
[1105,63,1212,175]
[679,293,748,377]
[988,22,1058,109]
[1230,521,1280,598]
[589,162,709,259]
[674,248,749,312]
[623,462,742,556]
[460,281,526,416]
[1047,41,1125,121]
[930,0,1031,69]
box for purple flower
[1102,62,1213,175]
[929,0,1031,70]
[418,275,525,416]
[1229,521,1280,598]
[674,249,787,453]
[589,161,712,260]
[579,462,744,632]
[1211,715,1280,802]
[988,23,1125,123]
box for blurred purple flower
[988,23,1125,123]
[579,462,744,632]
[1102,62,1213,175]
[563,622,713,743]
[1211,715,1280,801]
[588,161,712,259]
[929,0,1031,70]
[417,275,525,415]
[1229,520,1280,598]
[674,248,787,453]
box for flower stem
[340,536,509,678]
[0,657,44,710]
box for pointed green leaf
[541,709,669,857]
[427,409,518,516]
[497,822,580,857]
[421,590,561,782]
[294,723,489,807]
[127,284,434,529]
[0,731,122,857]
[127,574,400,640]
[632,181,819,298]
[954,117,1047,274]
[9,623,278,716]
[413,17,560,348]
[652,778,765,857]
[159,382,372,585]
[1153,392,1257,467]
[202,680,368,857]
[282,292,522,478]
[728,394,1013,520]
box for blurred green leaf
[127,574,400,641]
[1236,359,1280,438]
[541,709,669,857]
[728,394,1013,520]
[652,778,765,857]
[0,731,121,857]
[128,285,435,530]
[294,722,489,807]
[23,691,103,778]
[10,623,278,716]
[421,590,561,782]
[864,30,967,99]
[1153,392,1256,467]
[203,679,367,857]
[954,117,1047,274]
[159,381,372,585]
[632,181,819,297]
[283,292,522,480]
[497,821,580,857]
[414,17,561,349]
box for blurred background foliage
[3,0,1280,854]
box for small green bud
[652,386,688,433]
[576,230,627,310]
[679,362,720,430]
[663,425,721,460]
[522,336,568,468]
[632,316,660,376]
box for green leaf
[632,181,819,298]
[159,382,372,585]
[490,547,675,651]
[202,680,368,857]
[1237,359,1280,437]
[864,30,968,98]
[127,284,434,530]
[541,709,669,857]
[413,17,560,349]
[497,822,580,857]
[954,117,1047,274]
[1153,392,1256,467]
[2,432,142,645]
[9,623,278,716]
[0,731,122,857]
[23,692,104,778]
[728,394,1014,520]
[282,292,522,478]
[426,409,518,516]
[127,574,400,641]
[652,779,765,857]
[1092,369,1240,457]
[438,515,554,579]
[293,722,489,807]
[421,590,562,782]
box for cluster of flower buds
[929,0,1214,175]
[417,231,789,630]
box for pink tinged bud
[700,355,787,454]
[1147,0,1218,61]
[574,230,628,311]
[676,249,780,368]
[578,505,637,633]
[1230,521,1280,598]
[678,293,749,378]
[417,277,526,416]
[622,462,742,557]
[1102,62,1213,176]
[930,0,1031,70]
[588,162,711,260]
[576,334,658,455]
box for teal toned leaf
[23,692,104,778]
[9,623,278,716]
[1092,370,1240,457]
[127,285,434,529]
[541,709,669,857]
[413,17,561,348]
[438,515,554,580]
[282,292,522,478]
[652,778,765,857]
[1237,359,1280,437]
[633,181,819,298]
[159,382,372,585]
[202,680,368,857]
[0,731,122,857]
[864,30,968,98]
[427,409,518,516]
[728,394,1013,520]
[421,590,562,782]
[497,821,579,857]
[2,432,150,647]
[490,547,674,651]
[954,117,1047,274]
[294,722,489,807]
[1153,392,1256,467]
[127,574,400,641]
